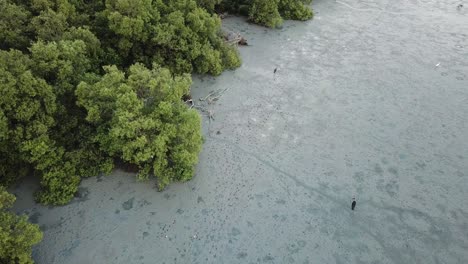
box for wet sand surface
[12,0,468,263]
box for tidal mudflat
[12,0,468,263]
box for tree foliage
[1,0,311,207]
[249,0,283,28]
[0,187,43,264]
[0,49,57,187]
[279,0,313,21]
[94,0,240,74]
[0,0,241,74]
[196,0,222,12]
[1,0,228,205]
[212,0,313,27]
[76,64,202,190]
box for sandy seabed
[12,0,468,263]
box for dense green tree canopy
[0,187,43,264]
[1,0,313,207]
[0,49,57,186]
[249,0,283,28]
[212,0,313,27]
[1,0,226,205]
[279,0,313,21]
[76,64,202,190]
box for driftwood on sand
[223,31,248,46]
[218,12,232,19]
[188,88,230,135]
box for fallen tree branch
[223,31,248,46]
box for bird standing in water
[351,198,356,211]
[274,67,277,74]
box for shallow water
[12,0,468,263]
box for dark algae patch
[122,198,135,210]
